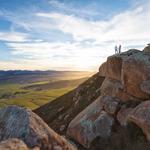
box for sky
[0,0,150,71]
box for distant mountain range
[0,70,93,84]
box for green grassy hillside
[0,78,88,109]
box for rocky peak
[66,47,150,149]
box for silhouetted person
[115,45,118,54]
[119,45,121,53]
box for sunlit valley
[0,70,93,109]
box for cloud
[36,4,150,44]
[2,1,150,45]
[0,0,150,70]
[48,0,100,18]
[0,32,29,42]
[0,60,33,70]
[6,40,110,70]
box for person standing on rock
[115,45,118,54]
[119,45,121,53]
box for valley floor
[0,77,88,109]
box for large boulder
[67,97,115,148]
[100,78,138,102]
[0,138,29,150]
[128,100,150,141]
[99,49,150,100]
[121,51,150,99]
[0,106,76,150]
[105,49,140,81]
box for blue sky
[0,0,150,71]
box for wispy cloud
[6,41,110,70]
[36,4,150,43]
[48,0,100,18]
[0,32,29,42]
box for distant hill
[0,70,93,84]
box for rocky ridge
[66,47,150,149]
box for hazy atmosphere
[0,0,150,71]
[0,1,150,150]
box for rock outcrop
[101,49,150,100]
[0,106,76,150]
[35,45,150,150]
[66,48,150,149]
[121,51,150,99]
[128,100,150,141]
[0,139,29,150]
[106,54,123,80]
[67,96,115,148]
[100,77,138,102]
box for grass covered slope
[0,83,74,109]
[0,70,92,109]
